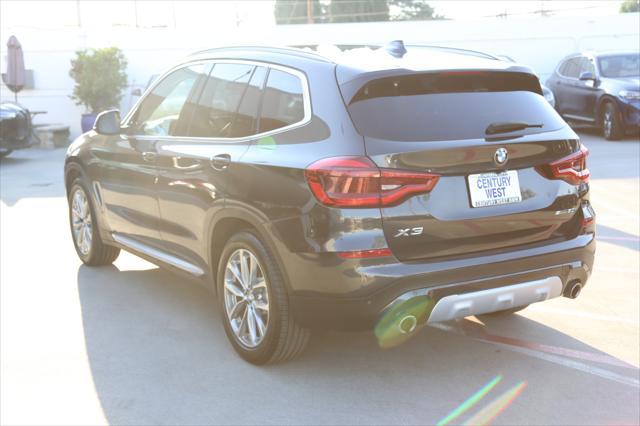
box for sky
[0,0,627,31]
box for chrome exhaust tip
[564,281,582,299]
[398,315,418,334]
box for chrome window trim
[122,58,313,143]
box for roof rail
[190,45,333,63]
[293,43,499,61]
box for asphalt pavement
[1,128,639,425]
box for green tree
[620,0,639,13]
[69,47,128,113]
[388,0,444,21]
[329,0,389,23]
[274,0,327,24]
[274,0,443,25]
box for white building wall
[1,13,638,139]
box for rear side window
[188,63,266,138]
[559,58,581,78]
[346,72,565,142]
[259,69,305,133]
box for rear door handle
[142,151,156,163]
[210,154,231,171]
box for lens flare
[463,381,527,426]
[437,375,503,426]
[374,295,434,348]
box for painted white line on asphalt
[488,341,640,389]
[431,323,640,388]
[527,305,639,327]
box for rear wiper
[485,122,543,135]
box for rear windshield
[346,72,565,141]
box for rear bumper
[290,233,595,331]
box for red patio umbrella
[3,35,26,102]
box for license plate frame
[467,170,522,208]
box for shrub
[69,47,128,113]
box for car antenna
[385,40,407,58]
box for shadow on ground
[76,265,640,425]
[597,224,640,251]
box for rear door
[573,57,599,120]
[343,71,584,261]
[551,57,580,114]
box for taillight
[305,156,439,208]
[535,145,589,185]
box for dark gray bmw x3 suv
[65,45,596,364]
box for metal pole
[134,0,139,28]
[171,0,177,28]
[307,0,313,23]
[76,0,82,27]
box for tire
[601,102,624,140]
[68,178,120,265]
[0,149,12,158]
[217,231,310,365]
[478,304,529,318]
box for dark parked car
[547,51,640,140]
[65,45,595,364]
[494,54,555,107]
[0,102,33,158]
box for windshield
[598,54,640,78]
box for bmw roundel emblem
[494,147,508,165]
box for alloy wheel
[603,110,613,138]
[223,248,270,348]
[70,187,93,256]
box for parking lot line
[527,305,639,327]
[457,320,638,370]
[431,322,640,389]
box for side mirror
[579,71,595,81]
[93,109,122,135]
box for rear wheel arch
[208,210,293,297]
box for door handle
[142,151,156,162]
[210,154,231,171]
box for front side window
[188,63,264,138]
[131,64,206,136]
[259,69,305,133]
[579,57,596,76]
